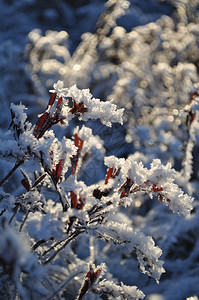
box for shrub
[0,81,194,299]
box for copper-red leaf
[33,112,49,137]
[152,184,163,192]
[56,159,65,179]
[79,140,84,150]
[56,96,63,108]
[70,190,78,208]
[105,167,113,185]
[74,133,79,147]
[21,179,30,192]
[48,92,57,107]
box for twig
[43,230,85,265]
[8,204,20,225]
[0,159,24,187]
[32,239,47,251]
[42,237,69,257]
[46,169,68,212]
[19,211,29,232]
[45,267,86,300]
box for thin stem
[46,169,68,211]
[32,239,47,251]
[46,267,85,300]
[42,237,68,257]
[19,212,29,232]
[56,186,68,212]
[8,204,20,225]
[43,230,84,265]
[0,159,24,187]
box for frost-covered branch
[181,86,199,181]
[0,80,195,300]
[93,221,165,282]
[92,280,145,300]
[0,159,24,187]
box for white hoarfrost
[10,103,28,127]
[94,280,145,300]
[0,79,195,300]
[51,80,124,126]
[104,155,194,216]
[95,221,165,282]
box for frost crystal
[0,76,196,300]
[51,81,124,126]
[94,280,145,300]
[96,221,165,282]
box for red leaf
[189,89,199,103]
[77,266,101,300]
[74,102,84,114]
[51,159,65,184]
[94,268,101,278]
[120,190,127,198]
[56,96,63,108]
[33,112,49,137]
[119,178,133,198]
[69,101,78,114]
[70,191,78,208]
[21,178,30,192]
[118,181,127,193]
[86,267,101,284]
[56,159,65,179]
[69,101,88,115]
[79,140,84,150]
[70,192,85,209]
[152,183,163,192]
[77,106,88,113]
[74,133,79,147]
[48,92,57,107]
[105,167,113,184]
[71,134,84,175]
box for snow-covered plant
[180,86,199,181]
[0,81,194,299]
[25,0,199,166]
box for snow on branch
[181,86,199,181]
[0,80,196,300]
[93,280,145,300]
[104,156,194,217]
[51,80,124,126]
[76,263,106,300]
[94,221,165,282]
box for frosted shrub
[26,0,199,168]
[0,81,194,299]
